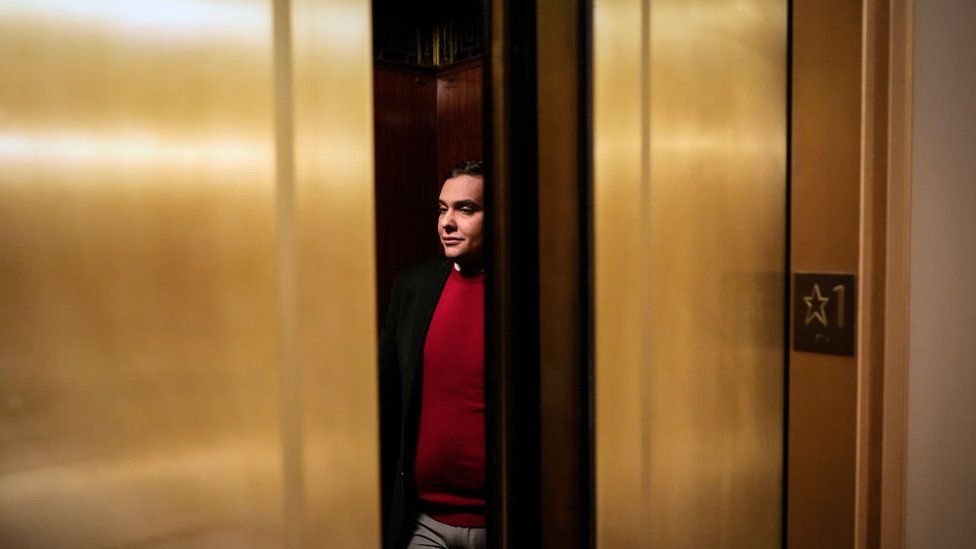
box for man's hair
[447,159,484,180]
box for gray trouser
[406,513,487,549]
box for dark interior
[372,0,485,323]
[371,0,486,538]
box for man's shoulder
[393,257,451,291]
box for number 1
[832,284,846,328]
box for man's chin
[443,249,463,260]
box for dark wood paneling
[437,60,484,178]
[373,66,439,323]
[373,66,438,544]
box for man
[379,160,487,549]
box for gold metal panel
[0,1,283,547]
[789,0,863,546]
[291,0,380,546]
[0,1,380,546]
[595,0,787,546]
[593,0,648,546]
[536,0,589,541]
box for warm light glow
[0,0,269,45]
[0,130,271,176]
[292,4,371,54]
[597,130,781,156]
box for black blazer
[379,257,452,549]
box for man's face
[438,174,484,266]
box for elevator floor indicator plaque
[793,273,856,356]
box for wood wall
[373,58,483,322]
[437,60,484,180]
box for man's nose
[441,211,456,231]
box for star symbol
[803,283,830,327]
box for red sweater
[414,268,485,527]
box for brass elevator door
[0,1,379,547]
[594,0,788,547]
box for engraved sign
[793,273,856,356]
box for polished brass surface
[594,0,787,546]
[593,0,647,545]
[536,0,590,544]
[789,0,863,546]
[291,0,380,545]
[0,1,377,546]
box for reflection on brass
[0,1,378,546]
[594,0,787,547]
[593,0,648,545]
[291,0,380,545]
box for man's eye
[460,207,474,214]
